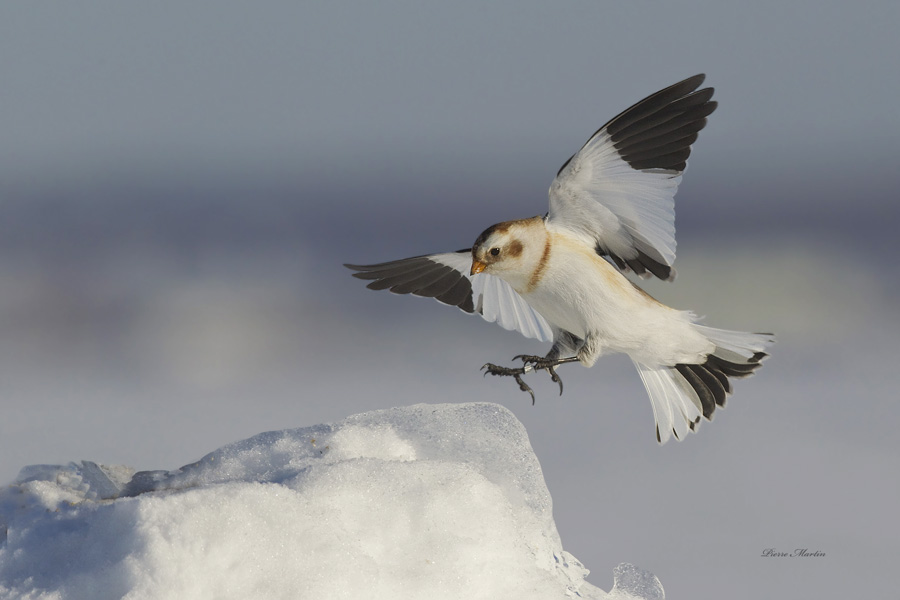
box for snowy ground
[0,403,663,600]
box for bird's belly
[520,250,695,362]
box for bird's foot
[481,362,536,404]
[513,355,565,395]
[482,355,574,403]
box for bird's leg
[481,356,580,403]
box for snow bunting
[346,74,773,443]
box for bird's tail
[633,327,774,444]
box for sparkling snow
[0,402,663,600]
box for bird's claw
[482,355,567,402]
[513,355,565,395]
[482,363,536,404]
[547,365,563,396]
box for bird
[345,74,773,443]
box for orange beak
[470,260,487,275]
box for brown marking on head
[507,239,524,258]
[472,222,512,251]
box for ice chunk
[13,461,132,501]
[0,402,663,600]
[606,563,665,600]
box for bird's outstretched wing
[548,74,717,281]
[345,250,554,342]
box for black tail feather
[675,364,717,419]
[676,349,768,422]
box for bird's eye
[490,247,500,256]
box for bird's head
[470,217,547,287]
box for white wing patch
[550,130,681,267]
[471,273,554,343]
[431,252,553,343]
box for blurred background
[1,2,898,598]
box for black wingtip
[344,262,374,271]
[345,254,478,313]
[685,73,706,87]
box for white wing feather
[549,130,681,268]
[431,252,553,343]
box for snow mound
[0,402,663,600]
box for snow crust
[0,402,663,600]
